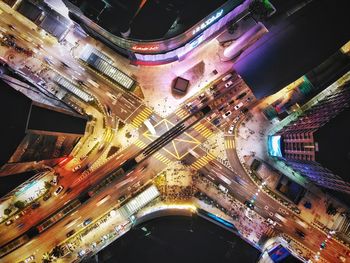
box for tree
[44,181,52,190]
[51,245,65,258]
[249,0,270,21]
[14,200,25,209]
[42,252,53,263]
[4,208,12,216]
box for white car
[54,185,64,196]
[224,80,233,88]
[222,111,231,119]
[222,73,232,82]
[72,164,81,172]
[24,255,35,263]
[266,218,277,226]
[228,125,235,134]
[234,102,244,110]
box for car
[224,80,234,88]
[5,219,13,226]
[246,97,252,102]
[210,85,217,91]
[244,200,255,210]
[118,195,126,202]
[218,104,225,111]
[72,164,81,172]
[222,73,232,82]
[31,202,40,209]
[295,229,305,239]
[232,116,240,124]
[228,125,235,134]
[24,255,35,263]
[211,117,221,126]
[236,92,247,100]
[43,192,52,201]
[51,175,58,185]
[228,99,235,105]
[266,218,277,226]
[185,102,192,108]
[234,102,244,110]
[66,229,75,238]
[80,155,88,161]
[240,107,249,114]
[17,222,25,229]
[78,250,86,258]
[222,111,231,119]
[54,185,64,196]
[83,218,92,226]
[198,93,205,100]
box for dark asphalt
[234,0,350,99]
[97,215,261,263]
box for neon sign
[131,45,160,51]
[192,9,224,35]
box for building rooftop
[68,0,229,40]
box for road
[0,2,348,263]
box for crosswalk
[191,153,216,170]
[224,139,235,149]
[153,152,172,165]
[175,108,188,118]
[130,107,153,128]
[133,139,147,148]
[192,122,212,138]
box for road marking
[224,139,235,149]
[192,123,212,138]
[130,107,153,128]
[191,153,216,170]
[153,152,172,165]
[134,139,147,148]
[175,108,188,118]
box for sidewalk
[234,97,350,243]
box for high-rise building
[0,77,87,176]
[271,83,350,195]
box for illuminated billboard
[268,135,283,157]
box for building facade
[270,83,350,195]
[64,0,250,64]
[0,78,87,176]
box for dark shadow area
[97,215,260,263]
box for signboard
[192,9,223,35]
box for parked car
[54,185,64,196]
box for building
[63,0,250,64]
[16,0,72,41]
[269,83,350,196]
[0,77,87,176]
